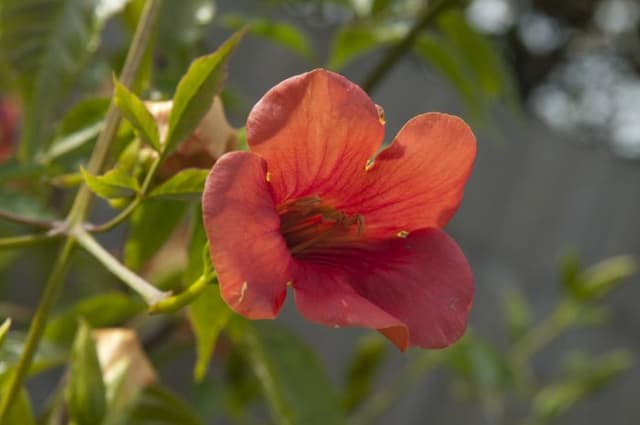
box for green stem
[74,228,170,305]
[0,238,75,421]
[0,232,61,250]
[149,273,213,314]
[67,0,161,226]
[0,209,58,229]
[360,0,461,93]
[0,1,162,419]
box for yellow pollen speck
[365,159,375,171]
[376,104,386,125]
[286,281,293,287]
[397,230,409,238]
[266,171,272,182]
[238,281,248,304]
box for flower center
[277,196,364,257]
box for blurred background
[1,0,639,424]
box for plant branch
[74,228,170,305]
[0,238,75,420]
[360,0,461,93]
[0,209,59,229]
[0,1,162,420]
[0,232,61,250]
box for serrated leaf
[129,384,204,425]
[328,23,406,70]
[223,15,313,59]
[187,285,231,382]
[114,80,161,151]
[148,169,209,200]
[235,321,346,425]
[123,199,187,270]
[165,30,245,154]
[81,167,140,200]
[44,292,144,345]
[65,321,107,425]
[0,0,105,160]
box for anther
[376,104,386,125]
[365,159,375,171]
[397,230,409,238]
[266,171,272,182]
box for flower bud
[0,97,19,164]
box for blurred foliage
[0,0,637,425]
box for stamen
[265,171,272,182]
[397,230,409,238]
[365,159,375,171]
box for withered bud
[93,328,157,400]
[145,96,237,178]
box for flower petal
[247,69,384,204]
[296,228,473,349]
[292,263,409,350]
[202,151,293,319]
[341,113,476,236]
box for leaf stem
[74,228,170,305]
[149,273,213,314]
[0,1,162,419]
[360,0,461,93]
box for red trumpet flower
[203,69,476,350]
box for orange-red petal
[292,228,473,349]
[247,69,384,204]
[292,262,409,350]
[202,151,293,319]
[340,113,476,237]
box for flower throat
[277,196,364,256]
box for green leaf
[187,285,231,382]
[436,10,517,104]
[41,97,110,164]
[0,188,56,221]
[129,384,204,425]
[414,34,485,120]
[342,334,387,412]
[45,292,144,345]
[222,15,313,60]
[328,23,406,70]
[148,169,209,201]
[502,287,532,342]
[114,79,161,151]
[0,333,67,381]
[81,166,140,200]
[123,199,187,270]
[561,254,636,301]
[0,318,11,349]
[532,350,633,421]
[578,255,636,300]
[65,321,107,425]
[165,30,245,154]
[0,0,105,160]
[234,321,346,425]
[4,389,36,425]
